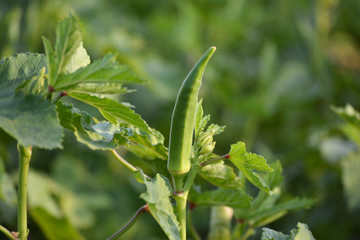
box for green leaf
[341,151,360,210]
[65,42,90,74]
[139,173,180,240]
[0,53,46,97]
[46,13,83,85]
[189,188,252,208]
[30,208,85,240]
[126,128,168,160]
[261,228,290,240]
[262,222,315,240]
[68,92,151,133]
[53,54,145,92]
[291,223,316,240]
[57,102,127,150]
[0,94,63,149]
[228,142,273,193]
[195,99,210,137]
[199,162,243,189]
[68,83,132,95]
[332,104,360,126]
[248,197,315,227]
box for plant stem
[183,164,200,192]
[110,150,150,180]
[187,209,201,240]
[17,145,32,240]
[106,205,148,240]
[174,192,188,240]
[200,154,229,167]
[0,225,16,240]
[209,206,233,240]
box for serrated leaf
[249,198,315,227]
[53,54,145,91]
[139,173,180,240]
[126,128,168,160]
[0,94,63,149]
[261,228,290,240]
[195,99,209,137]
[65,42,90,74]
[68,92,151,133]
[56,102,127,150]
[262,222,315,240]
[189,188,252,208]
[199,162,243,189]
[291,223,315,240]
[332,104,360,126]
[0,53,46,97]
[47,13,83,85]
[341,151,360,210]
[229,142,273,193]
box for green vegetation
[0,1,360,239]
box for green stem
[106,205,148,240]
[187,209,201,240]
[209,206,233,240]
[183,164,200,193]
[174,192,188,240]
[200,154,228,167]
[0,225,15,240]
[110,150,150,180]
[17,145,32,240]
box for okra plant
[0,14,314,240]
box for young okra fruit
[168,47,216,192]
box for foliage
[1,0,360,239]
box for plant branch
[174,192,188,240]
[200,154,229,167]
[0,225,16,240]
[183,164,201,193]
[17,145,32,240]
[106,205,148,240]
[110,150,150,180]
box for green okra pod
[168,47,216,190]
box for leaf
[126,127,168,160]
[53,53,145,91]
[30,208,85,240]
[332,104,360,126]
[68,92,151,133]
[189,188,252,208]
[68,82,132,94]
[56,102,127,150]
[0,94,63,149]
[195,99,210,137]
[65,42,90,74]
[0,53,46,97]
[341,151,360,210]
[261,228,290,240]
[262,222,315,240]
[229,142,273,193]
[199,162,243,189]
[45,13,83,85]
[291,223,316,240]
[139,173,180,240]
[248,198,315,227]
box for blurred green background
[1,0,360,239]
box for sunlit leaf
[68,92,151,133]
[139,173,180,240]
[0,53,46,97]
[57,102,127,150]
[54,54,145,91]
[229,142,273,193]
[262,222,315,240]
